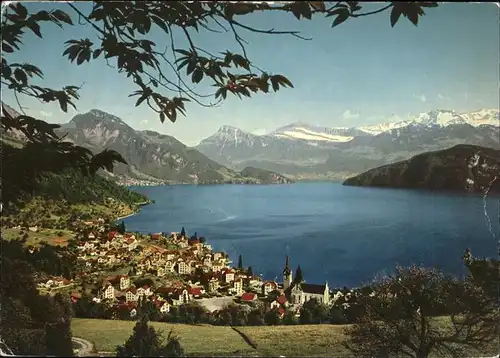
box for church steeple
[283,255,292,291]
[283,255,291,275]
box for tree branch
[229,19,312,41]
[350,4,393,18]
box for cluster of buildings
[46,221,353,321]
[74,231,138,269]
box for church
[282,256,330,305]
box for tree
[238,254,243,270]
[329,306,348,325]
[247,308,265,326]
[0,238,74,356]
[116,316,183,357]
[117,221,126,235]
[343,264,499,358]
[294,265,304,284]
[1,1,439,207]
[282,310,298,325]
[264,308,281,326]
[299,298,329,324]
[45,321,74,357]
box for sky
[2,2,499,146]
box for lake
[122,182,498,288]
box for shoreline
[114,200,152,221]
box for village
[34,218,355,322]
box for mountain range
[196,109,499,180]
[1,104,293,185]
[2,103,498,183]
[56,109,293,185]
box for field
[71,318,350,357]
[72,318,499,357]
[71,319,256,356]
[2,227,73,247]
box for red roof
[278,307,285,316]
[71,292,82,299]
[277,295,287,305]
[189,287,202,296]
[142,285,150,290]
[240,292,257,302]
[151,234,161,239]
[127,287,137,294]
[108,231,119,240]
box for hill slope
[1,104,150,226]
[240,167,294,184]
[343,145,500,193]
[2,167,150,229]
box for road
[72,337,94,357]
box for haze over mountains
[196,109,499,180]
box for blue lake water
[122,182,498,288]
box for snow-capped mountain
[196,124,332,167]
[359,109,499,135]
[271,122,367,143]
[195,108,499,178]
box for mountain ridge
[195,109,499,180]
[342,144,500,194]
[58,109,293,185]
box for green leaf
[290,3,303,20]
[13,3,28,19]
[93,48,103,59]
[135,94,148,107]
[325,6,348,18]
[406,8,420,26]
[176,59,190,71]
[52,10,73,25]
[332,10,350,28]
[232,54,250,70]
[174,49,192,57]
[14,68,27,85]
[390,6,403,27]
[21,64,43,78]
[270,77,279,92]
[274,75,294,88]
[215,88,228,100]
[166,109,177,123]
[58,97,68,113]
[2,43,14,53]
[192,69,203,84]
[28,22,42,38]
[152,16,169,33]
[76,51,87,65]
[33,10,51,22]
[300,3,312,20]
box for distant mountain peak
[217,125,242,133]
[86,109,127,124]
